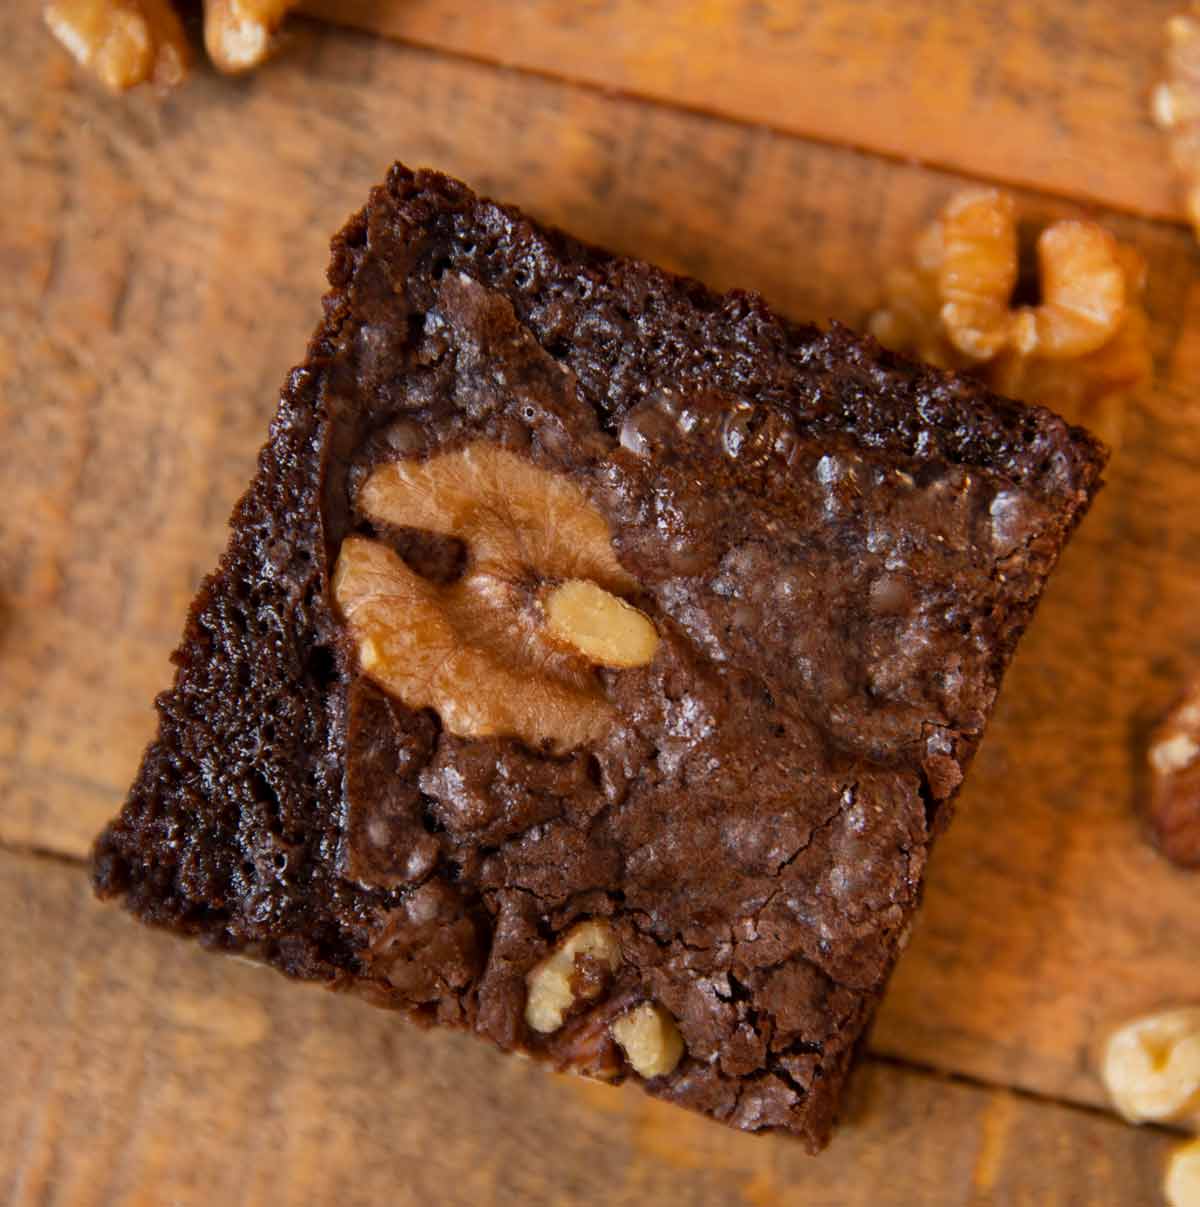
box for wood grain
[300,0,1186,224]
[1,850,1176,1207]
[3,0,1200,1165]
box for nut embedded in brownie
[92,162,1106,1151]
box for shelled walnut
[1101,1007,1200,1124]
[203,0,294,74]
[611,1001,685,1079]
[43,0,298,91]
[333,443,659,755]
[869,189,1151,448]
[44,0,190,91]
[524,920,621,1034]
[1101,1006,1200,1205]
[1154,5,1200,239]
[1146,681,1200,868]
[1102,1005,1200,1205]
[1166,1139,1200,1207]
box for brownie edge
[93,163,1106,1152]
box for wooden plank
[0,850,1176,1207]
[6,6,1200,1127]
[299,0,1186,223]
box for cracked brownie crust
[93,163,1106,1151]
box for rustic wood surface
[3,851,1178,1207]
[301,0,1186,223]
[3,1,1200,1202]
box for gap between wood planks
[296,3,1189,230]
[296,13,1188,232]
[0,832,1180,1143]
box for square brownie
[93,163,1106,1150]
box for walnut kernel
[204,0,295,74]
[1147,682,1200,868]
[870,189,1150,446]
[524,920,621,1034]
[543,579,659,669]
[44,0,189,92]
[1154,6,1200,239]
[1101,1007,1200,1123]
[1166,1138,1200,1207]
[335,443,657,754]
[611,1001,685,1078]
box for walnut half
[1166,1138,1200,1207]
[44,0,189,92]
[333,443,659,754]
[869,189,1150,447]
[204,0,294,75]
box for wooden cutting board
[2,2,1198,1202]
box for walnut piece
[524,920,621,1034]
[937,189,1019,360]
[1010,221,1126,359]
[334,443,658,754]
[1100,1007,1200,1123]
[869,189,1150,447]
[1166,1138,1200,1207]
[1154,7,1200,238]
[611,1002,685,1079]
[543,579,660,669]
[1147,682,1200,868]
[44,0,189,92]
[204,0,295,74]
[44,0,298,90]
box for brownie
[93,163,1106,1151]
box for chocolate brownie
[93,163,1106,1151]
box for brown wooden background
[3,1,1199,1202]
